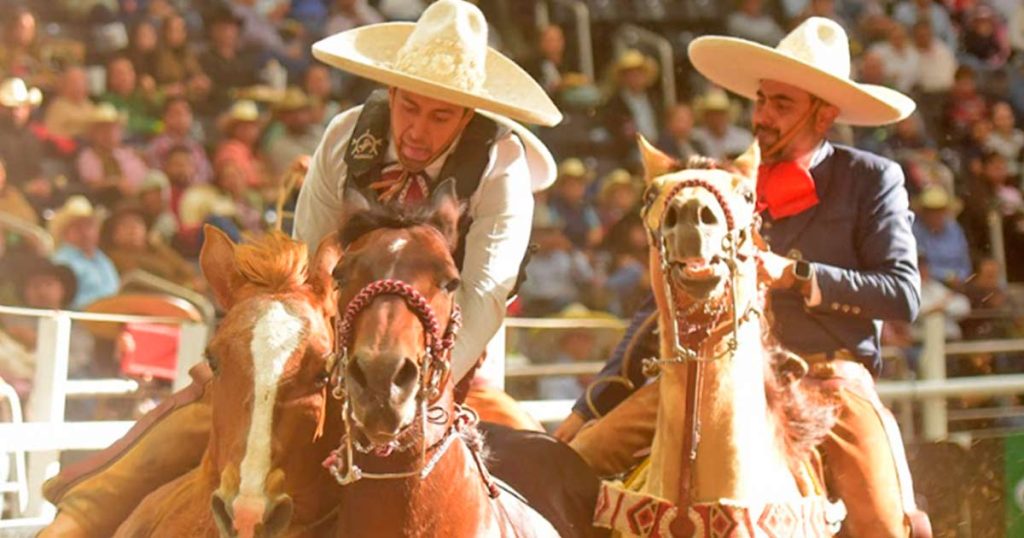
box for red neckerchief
[756,160,819,220]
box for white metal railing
[613,24,677,113]
[0,305,208,519]
[534,0,595,82]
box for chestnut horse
[592,140,843,537]
[326,182,606,537]
[113,226,344,538]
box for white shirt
[913,39,958,93]
[869,41,920,94]
[294,106,534,381]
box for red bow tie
[756,161,819,220]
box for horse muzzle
[211,489,293,538]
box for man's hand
[553,411,586,443]
[756,249,797,290]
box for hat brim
[476,110,556,192]
[312,23,562,127]
[688,36,915,126]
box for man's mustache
[753,125,779,138]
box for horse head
[199,226,342,538]
[331,180,462,457]
[638,137,762,345]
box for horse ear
[733,142,761,180]
[637,135,678,185]
[199,224,239,310]
[429,178,463,250]
[309,231,342,313]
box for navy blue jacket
[572,142,921,420]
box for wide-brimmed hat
[599,168,639,202]
[217,99,262,132]
[914,185,962,215]
[612,49,658,86]
[48,196,103,242]
[271,87,313,113]
[86,102,127,125]
[557,158,593,182]
[311,0,561,127]
[0,78,42,108]
[688,17,915,126]
[693,87,741,122]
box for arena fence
[1,309,1023,526]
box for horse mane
[339,203,444,247]
[233,231,310,293]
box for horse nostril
[664,206,678,228]
[210,491,233,538]
[699,206,718,225]
[263,494,294,538]
[393,357,419,389]
[348,357,368,388]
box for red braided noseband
[335,279,460,364]
[662,178,736,231]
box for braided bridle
[325,277,462,486]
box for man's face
[164,151,195,185]
[753,80,834,162]
[24,275,64,309]
[164,100,193,135]
[281,108,312,133]
[305,66,332,98]
[210,21,239,51]
[91,122,123,150]
[164,15,187,48]
[66,218,100,252]
[705,109,730,134]
[389,89,472,170]
[912,24,932,48]
[983,156,1008,184]
[621,68,649,93]
[63,67,89,101]
[993,103,1015,132]
[667,105,693,137]
[140,189,165,214]
[108,59,136,95]
[11,12,36,48]
[922,207,947,229]
[539,26,565,60]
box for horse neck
[646,262,801,506]
[337,413,497,536]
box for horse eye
[206,349,219,375]
[443,278,461,293]
[643,187,658,207]
[314,370,330,388]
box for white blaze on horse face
[238,301,304,502]
[388,237,408,254]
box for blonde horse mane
[233,232,310,293]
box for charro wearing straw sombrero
[39,2,564,537]
[556,17,932,537]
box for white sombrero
[311,0,562,127]
[688,17,915,126]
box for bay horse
[593,140,844,537]
[113,226,344,538]
[325,181,607,537]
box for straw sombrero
[48,195,104,243]
[612,49,659,87]
[913,185,963,215]
[311,0,561,127]
[688,17,915,126]
[0,78,42,108]
[86,102,127,125]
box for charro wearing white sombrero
[38,3,568,537]
[558,17,933,538]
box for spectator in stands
[180,158,263,244]
[76,103,150,207]
[963,152,1024,278]
[43,66,97,140]
[869,21,919,94]
[0,7,50,89]
[987,101,1024,179]
[959,6,1011,72]
[49,196,119,310]
[265,88,322,179]
[526,25,570,96]
[603,49,661,157]
[536,305,606,400]
[913,255,971,343]
[303,64,342,128]
[100,55,162,140]
[100,203,199,289]
[519,216,597,317]
[945,66,988,141]
[596,168,639,231]
[894,0,958,50]
[879,113,937,160]
[324,0,384,36]
[0,159,37,225]
[151,13,210,101]
[963,257,1013,340]
[1011,4,1024,56]
[549,158,602,250]
[598,212,649,318]
[137,169,178,245]
[0,78,50,214]
[125,20,159,87]
[912,186,972,286]
[912,20,958,97]
[214,99,266,189]
[162,144,198,222]
[146,97,211,184]
[657,103,705,162]
[691,88,753,161]
[197,7,260,115]
[727,0,784,46]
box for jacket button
[852,306,861,315]
[831,302,840,310]
[841,304,851,313]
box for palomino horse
[593,140,843,537]
[114,226,344,537]
[325,181,606,537]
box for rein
[640,173,762,523]
[324,278,462,486]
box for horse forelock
[233,232,311,294]
[339,203,448,249]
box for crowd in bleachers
[0,0,1020,418]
